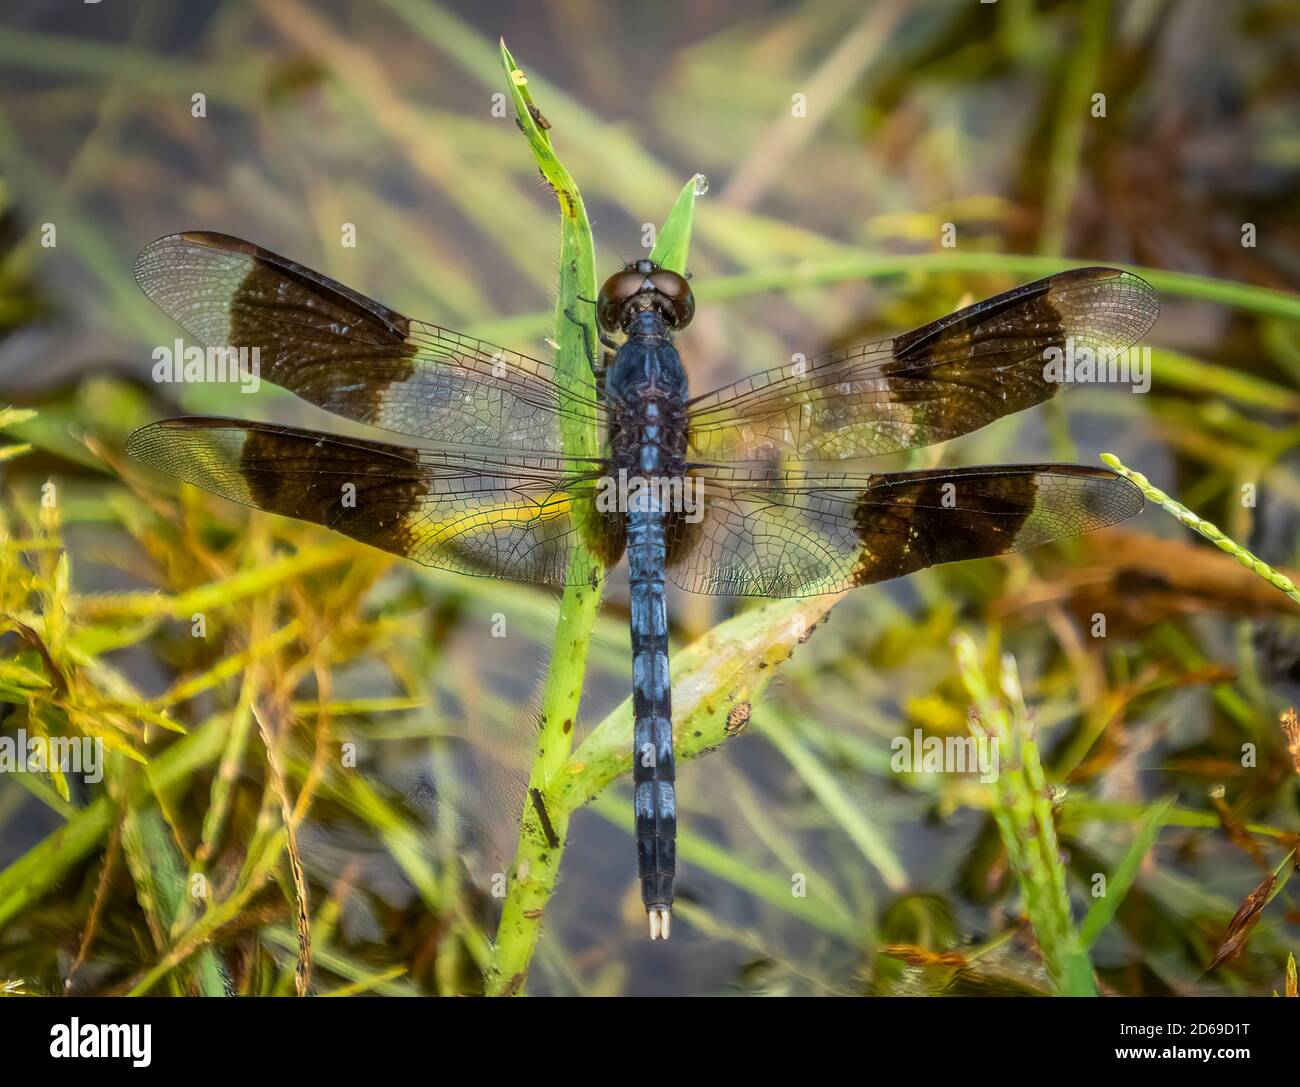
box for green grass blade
[587,792,859,941]
[954,634,1098,995]
[0,719,228,928]
[486,40,604,996]
[757,711,907,893]
[1079,794,1177,950]
[650,174,704,274]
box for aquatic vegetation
[1,6,1298,1000]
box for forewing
[135,232,602,451]
[125,418,623,587]
[665,464,1144,597]
[687,268,1159,464]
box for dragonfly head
[597,258,695,334]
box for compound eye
[596,270,645,332]
[649,269,695,329]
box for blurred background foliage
[0,0,1299,996]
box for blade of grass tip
[1101,453,1300,607]
[650,174,705,275]
[486,40,608,997]
[1079,794,1177,950]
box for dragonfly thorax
[605,319,690,404]
[605,325,690,485]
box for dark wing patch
[663,464,1143,597]
[134,232,602,451]
[125,417,623,586]
[686,267,1159,464]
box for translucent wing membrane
[129,242,1152,599]
[665,464,1144,596]
[134,233,603,452]
[686,267,1159,464]
[125,418,624,587]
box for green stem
[1101,453,1300,607]
[487,580,601,994]
[485,41,602,997]
[483,49,708,989]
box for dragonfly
[126,232,1159,940]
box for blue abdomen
[606,315,688,919]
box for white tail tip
[648,906,672,940]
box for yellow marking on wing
[411,493,573,547]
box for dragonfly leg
[572,295,619,350]
[563,306,602,377]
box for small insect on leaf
[725,701,752,736]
